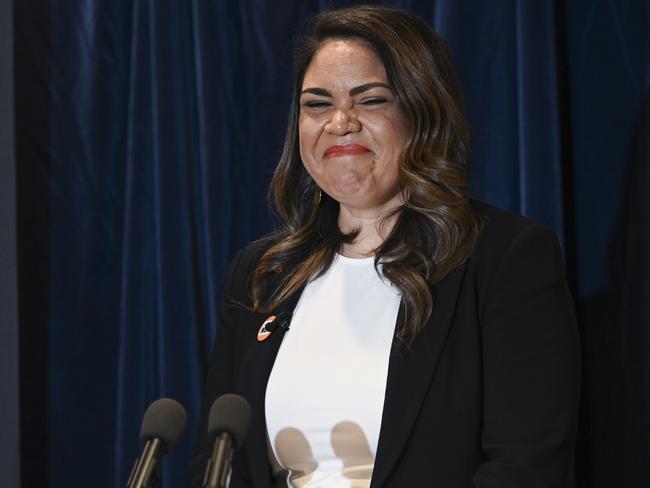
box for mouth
[324,144,371,159]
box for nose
[324,107,361,135]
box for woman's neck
[337,202,400,258]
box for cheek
[365,115,409,158]
[298,124,322,184]
[298,117,320,163]
[384,119,409,153]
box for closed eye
[360,97,388,106]
[302,100,332,108]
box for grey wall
[0,0,20,486]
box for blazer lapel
[371,265,468,487]
[239,283,303,488]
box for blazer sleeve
[473,224,581,487]
[189,248,254,488]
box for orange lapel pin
[257,316,276,342]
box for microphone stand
[127,438,162,488]
[203,433,233,488]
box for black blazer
[190,201,580,487]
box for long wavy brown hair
[251,5,480,341]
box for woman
[191,5,580,487]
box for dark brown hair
[251,5,480,341]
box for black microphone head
[139,398,188,453]
[207,394,251,448]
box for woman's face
[299,39,409,215]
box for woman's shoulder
[231,238,271,271]
[471,198,554,236]
[468,199,564,279]
[221,238,270,301]
[471,198,560,247]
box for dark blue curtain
[13,1,650,487]
[564,2,650,486]
[0,0,19,486]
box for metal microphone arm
[203,433,233,488]
[127,438,162,488]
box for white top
[265,254,401,488]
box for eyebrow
[300,82,393,97]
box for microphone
[127,398,188,488]
[203,394,252,488]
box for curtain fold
[513,1,565,243]
[423,0,566,244]
[113,1,229,485]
